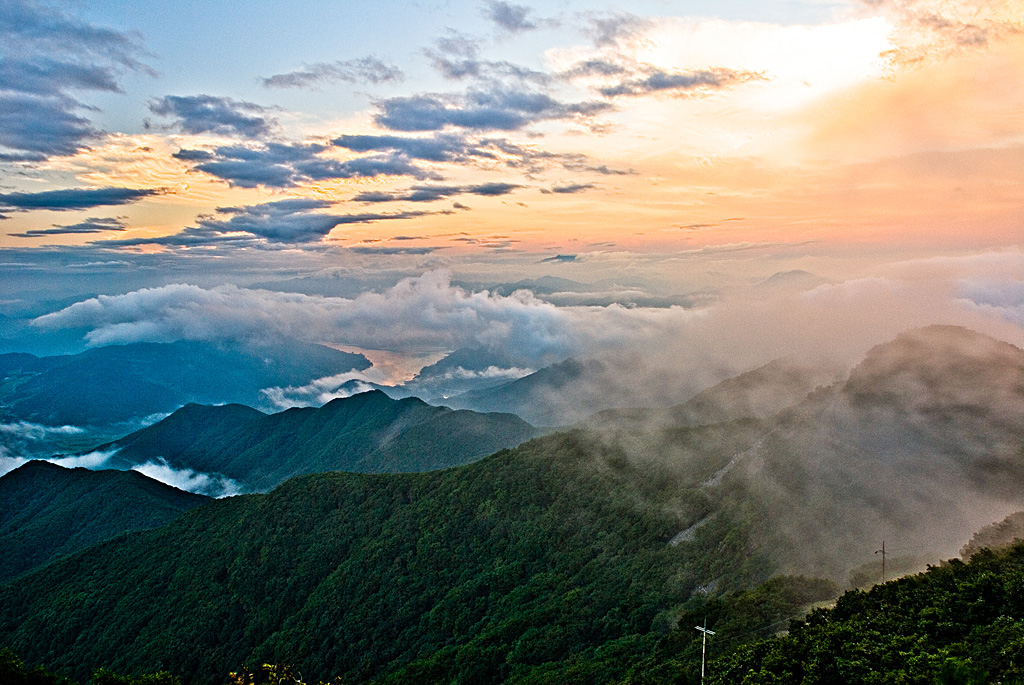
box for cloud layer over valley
[0,448,241,499]
[23,250,1024,421]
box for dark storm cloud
[466,181,523,196]
[171,149,215,162]
[0,187,164,212]
[352,182,522,203]
[0,151,47,162]
[599,68,757,97]
[11,216,128,237]
[541,183,595,194]
[424,31,552,83]
[426,33,484,79]
[0,92,99,157]
[262,57,403,89]
[483,1,540,32]
[427,53,550,83]
[333,132,631,176]
[333,154,439,180]
[557,59,629,79]
[0,58,122,94]
[147,95,277,138]
[349,246,440,255]
[373,87,612,132]
[423,33,548,84]
[0,0,149,66]
[333,132,486,162]
[174,142,440,188]
[0,0,151,158]
[350,191,398,203]
[105,198,443,246]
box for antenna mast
[695,620,716,685]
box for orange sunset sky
[1,0,1022,380]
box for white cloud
[0,421,86,440]
[32,270,676,362]
[131,458,242,498]
[959,280,1024,327]
[27,254,1024,416]
[260,369,389,410]
[0,445,240,498]
[46,449,119,470]
[430,365,533,381]
[0,452,27,477]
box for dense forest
[7,543,1024,683]
[4,326,1024,684]
[709,542,1024,684]
[101,390,542,491]
[0,461,209,582]
[0,426,774,685]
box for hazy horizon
[1,0,1022,407]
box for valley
[2,325,1024,683]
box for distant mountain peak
[103,389,541,491]
[0,338,371,427]
[6,459,64,475]
[844,325,1024,410]
[754,270,829,290]
[759,269,819,284]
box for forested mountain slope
[3,326,1024,684]
[711,542,1024,683]
[0,339,368,427]
[0,425,768,685]
[593,325,1024,579]
[0,461,209,582]
[725,325,1024,577]
[101,390,543,491]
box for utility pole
[875,540,886,584]
[695,620,716,685]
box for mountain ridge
[3,326,1024,682]
[0,426,766,684]
[0,339,370,427]
[0,460,209,583]
[101,389,544,491]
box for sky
[1,0,1023,388]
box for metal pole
[875,541,886,584]
[695,621,716,685]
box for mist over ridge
[3,321,1024,682]
[6,248,1024,509]
[94,390,544,492]
[567,324,1024,583]
[5,323,1024,683]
